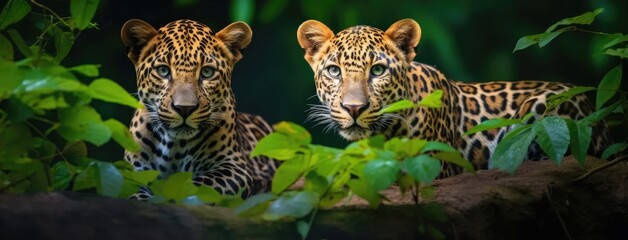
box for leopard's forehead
[325,26,388,64]
[151,19,219,66]
[333,25,385,46]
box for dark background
[28,0,627,161]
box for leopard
[120,19,278,199]
[297,18,611,176]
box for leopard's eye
[326,65,341,78]
[201,66,215,79]
[370,64,386,76]
[156,66,170,77]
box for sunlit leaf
[0,0,31,30]
[235,192,275,216]
[604,48,628,58]
[603,33,628,49]
[403,155,441,184]
[533,116,570,164]
[196,185,224,204]
[464,118,521,135]
[596,65,622,109]
[363,159,399,192]
[251,133,299,160]
[378,99,416,114]
[58,106,111,145]
[273,121,311,145]
[545,8,604,32]
[384,138,427,158]
[601,142,628,160]
[263,191,318,220]
[88,78,142,108]
[71,0,100,30]
[419,90,443,108]
[580,100,621,124]
[421,141,459,153]
[490,125,536,174]
[69,64,99,77]
[122,170,159,186]
[104,118,140,152]
[161,172,197,202]
[546,86,596,112]
[433,151,475,173]
[565,119,591,166]
[513,33,543,52]
[94,161,123,197]
[347,179,381,208]
[271,155,307,194]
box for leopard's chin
[339,126,372,141]
[168,125,199,139]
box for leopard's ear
[215,21,252,63]
[384,18,421,61]
[121,19,158,65]
[297,20,334,65]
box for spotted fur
[121,19,278,198]
[297,19,611,176]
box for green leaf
[0,0,31,30]
[433,152,475,173]
[601,142,628,160]
[533,116,570,163]
[53,27,75,62]
[513,33,544,52]
[70,0,100,30]
[161,172,197,202]
[603,33,628,49]
[464,118,521,135]
[122,170,159,185]
[604,48,628,58]
[419,90,443,108]
[230,0,254,23]
[596,65,622,109]
[235,192,276,216]
[378,99,416,114]
[565,119,592,166]
[421,141,459,153]
[547,86,596,112]
[263,191,318,220]
[403,155,441,184]
[7,29,31,57]
[58,106,112,145]
[384,138,427,158]
[545,8,604,32]
[273,121,311,145]
[581,100,621,124]
[538,30,563,48]
[0,61,21,94]
[95,161,123,197]
[52,162,73,190]
[88,78,142,108]
[251,133,299,159]
[73,164,97,191]
[104,118,140,152]
[196,185,225,204]
[0,123,32,162]
[271,155,307,194]
[347,179,381,208]
[297,220,310,240]
[0,33,13,61]
[490,125,536,174]
[69,64,99,77]
[363,159,400,192]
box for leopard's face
[298,19,422,140]
[122,19,251,139]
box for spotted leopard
[297,19,611,176]
[121,19,278,198]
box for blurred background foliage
[12,0,626,161]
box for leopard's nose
[172,103,198,119]
[341,102,369,119]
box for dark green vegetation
[1,0,626,239]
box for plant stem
[30,0,71,28]
[0,173,34,192]
[572,155,628,183]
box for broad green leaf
[273,121,311,145]
[122,170,160,185]
[421,141,459,153]
[347,179,381,208]
[196,185,224,204]
[297,220,310,240]
[601,142,628,160]
[52,162,73,190]
[366,134,386,149]
[73,164,97,191]
[546,86,596,112]
[513,33,543,52]
[384,138,427,158]
[604,48,628,58]
[464,118,521,135]
[0,123,32,162]
[303,172,329,196]
[263,191,318,220]
[0,0,31,30]
[0,61,21,93]
[271,155,306,194]
[538,30,563,48]
[6,29,31,57]
[403,155,441,184]
[58,106,111,145]
[533,117,570,163]
[378,99,416,114]
[545,8,603,32]
[230,0,255,23]
[53,27,75,62]
[603,33,628,48]
[118,179,141,199]
[565,119,592,165]
[88,78,142,108]
[235,192,276,216]
[0,33,13,61]
[596,65,622,109]
[70,64,99,77]
[104,118,140,152]
[62,141,88,164]
[95,161,123,197]
[25,160,48,192]
[161,172,197,202]
[398,174,415,194]
[433,152,475,173]
[71,0,100,30]
[363,159,400,192]
[251,133,298,160]
[581,100,621,124]
[419,90,443,108]
[490,125,536,174]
